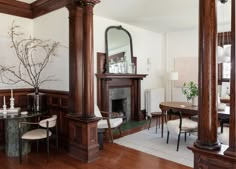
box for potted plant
[182,81,198,106]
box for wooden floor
[0,121,192,169]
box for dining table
[0,109,46,157]
[159,101,230,138]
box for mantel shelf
[96,73,148,79]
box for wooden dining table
[159,101,230,138]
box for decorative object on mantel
[182,81,199,106]
[0,22,60,112]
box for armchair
[95,105,123,143]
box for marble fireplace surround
[109,87,131,121]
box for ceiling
[94,0,232,33]
[16,0,232,33]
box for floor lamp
[168,72,179,102]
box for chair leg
[148,117,151,130]
[46,122,49,162]
[166,131,169,144]
[118,126,122,136]
[56,124,59,151]
[155,117,158,133]
[108,128,113,143]
[177,133,181,151]
[36,140,39,152]
[185,132,187,142]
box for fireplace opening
[109,87,131,121]
[112,98,127,120]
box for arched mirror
[105,26,135,74]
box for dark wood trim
[31,0,73,18]
[0,0,32,18]
[218,31,231,46]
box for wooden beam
[0,0,32,18]
[31,0,73,18]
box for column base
[66,115,100,163]
[194,139,221,151]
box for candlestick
[3,96,6,114]
[3,96,5,106]
[11,89,13,98]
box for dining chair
[95,105,123,143]
[18,115,58,163]
[166,109,198,151]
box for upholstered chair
[18,115,58,163]
[95,105,123,143]
[166,110,198,151]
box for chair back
[39,115,57,128]
[94,105,102,118]
[166,109,182,129]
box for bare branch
[0,23,60,88]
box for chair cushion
[97,118,123,129]
[94,105,102,117]
[167,118,198,134]
[218,127,229,145]
[22,129,52,140]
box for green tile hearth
[113,120,148,134]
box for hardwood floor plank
[0,142,191,169]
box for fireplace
[109,88,131,121]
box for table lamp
[168,71,179,102]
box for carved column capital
[78,0,100,6]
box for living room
[0,0,235,169]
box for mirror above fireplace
[105,25,134,74]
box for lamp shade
[168,72,179,80]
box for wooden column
[67,4,83,114]
[82,0,97,118]
[66,0,101,163]
[224,0,236,157]
[194,0,221,150]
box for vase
[192,97,198,106]
[27,87,47,112]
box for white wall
[0,14,33,89]
[0,10,165,110]
[94,16,165,109]
[166,29,198,102]
[33,8,69,91]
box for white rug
[114,126,197,167]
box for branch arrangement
[0,22,60,89]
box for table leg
[5,118,30,157]
[161,110,164,137]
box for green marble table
[0,111,45,157]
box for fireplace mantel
[96,73,147,121]
[96,73,147,79]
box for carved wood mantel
[96,73,147,121]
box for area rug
[114,126,197,167]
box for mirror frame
[105,25,134,73]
